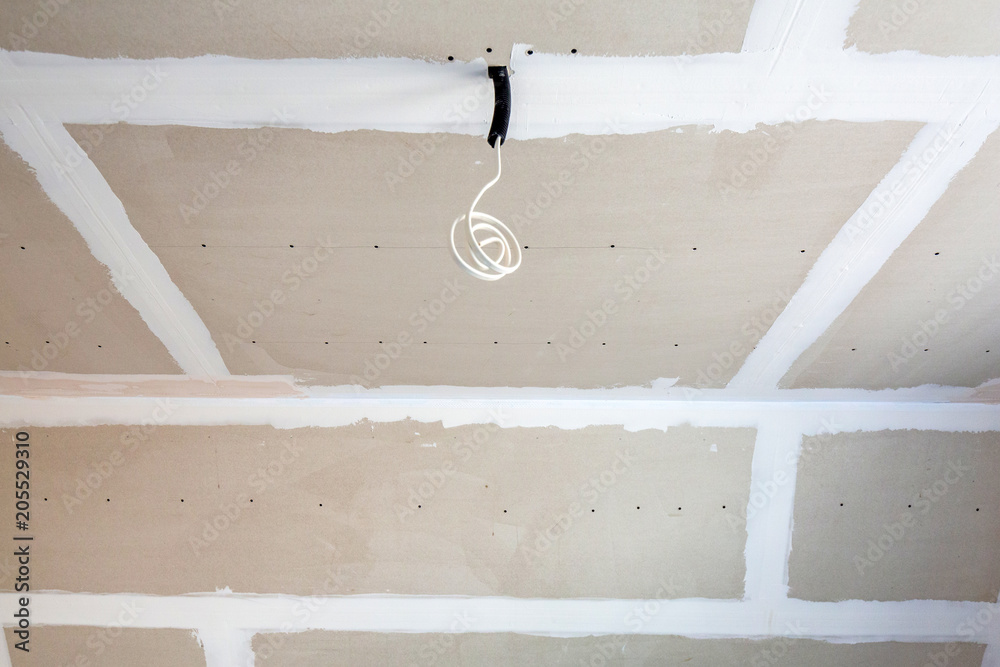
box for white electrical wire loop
[450,142,521,281]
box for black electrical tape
[487,66,511,147]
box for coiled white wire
[449,142,521,281]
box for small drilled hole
[289,244,294,248]
[486,47,492,53]
[722,505,726,509]
[678,507,682,511]
[636,506,640,510]
[20,246,25,250]
[181,499,184,502]
[250,499,253,502]
[374,245,379,248]
[800,249,805,253]
[447,56,454,61]
[201,244,207,247]
[526,49,533,55]
[571,48,578,54]
[503,509,507,513]
[840,503,844,506]
[976,508,980,512]
[320,504,323,507]
[934,252,940,255]
[610,244,615,248]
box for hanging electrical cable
[449,66,521,281]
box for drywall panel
[3,626,205,667]
[0,140,181,375]
[847,0,1000,56]
[69,122,919,388]
[789,430,1000,602]
[250,631,986,666]
[783,128,1000,390]
[0,423,754,597]
[0,0,751,60]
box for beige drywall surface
[0,140,181,376]
[847,0,1000,56]
[0,0,752,60]
[69,122,919,388]
[789,429,1000,602]
[783,128,1000,390]
[3,626,206,667]
[251,631,987,666]
[0,423,754,597]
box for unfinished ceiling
[1,0,1000,665]
[0,0,752,60]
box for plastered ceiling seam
[727,117,1000,392]
[1,593,994,642]
[0,373,992,403]
[741,0,859,55]
[195,626,255,667]
[0,108,230,378]
[2,397,999,433]
[743,421,801,604]
[982,592,1000,667]
[0,625,11,667]
[3,50,999,136]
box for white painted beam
[1,394,999,433]
[0,109,230,378]
[0,593,994,644]
[743,422,801,602]
[728,117,1000,392]
[1,50,998,137]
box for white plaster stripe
[743,423,801,602]
[1,395,999,433]
[728,117,1000,392]
[0,109,230,378]
[0,626,11,667]
[0,594,994,643]
[742,0,858,55]
[1,50,998,137]
[0,371,992,404]
[196,626,255,667]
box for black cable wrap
[487,66,511,147]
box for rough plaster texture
[69,122,918,388]
[789,429,1000,602]
[0,423,754,598]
